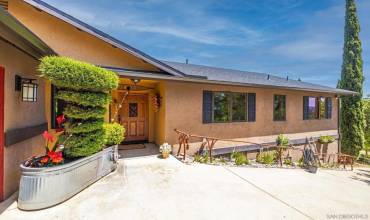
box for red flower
[48,151,63,164]
[56,114,65,126]
[40,156,49,164]
[52,157,63,164]
[42,131,54,142]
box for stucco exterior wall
[0,40,46,198]
[8,0,161,72]
[163,81,338,145]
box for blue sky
[44,0,370,95]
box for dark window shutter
[325,97,332,119]
[247,93,256,122]
[303,96,309,120]
[203,91,213,123]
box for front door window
[129,103,138,117]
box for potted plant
[18,56,124,210]
[159,143,172,159]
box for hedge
[39,56,118,92]
[63,105,106,119]
[56,90,111,107]
[39,56,123,158]
[64,119,104,134]
[63,130,105,157]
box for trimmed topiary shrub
[39,56,119,158]
[104,123,125,146]
[39,56,118,92]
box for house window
[203,91,255,123]
[319,97,326,119]
[213,92,230,122]
[232,93,246,121]
[303,96,332,120]
[51,85,67,129]
[273,95,286,121]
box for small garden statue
[159,143,172,159]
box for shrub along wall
[39,56,119,158]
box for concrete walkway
[0,156,369,220]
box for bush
[39,56,118,92]
[231,152,249,166]
[276,134,289,146]
[318,135,335,144]
[39,56,119,158]
[257,151,275,165]
[56,90,111,107]
[63,105,106,119]
[104,123,125,146]
[64,119,104,134]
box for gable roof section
[162,61,357,95]
[23,0,186,77]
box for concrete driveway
[1,156,369,220]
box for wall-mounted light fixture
[15,75,38,102]
[130,78,141,84]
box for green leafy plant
[318,135,335,144]
[297,157,304,167]
[194,151,210,163]
[194,154,203,163]
[104,123,125,146]
[257,151,275,165]
[276,134,289,146]
[39,56,119,158]
[231,151,249,166]
[283,158,292,166]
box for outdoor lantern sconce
[15,75,38,102]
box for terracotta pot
[162,152,170,159]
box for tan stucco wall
[0,40,46,198]
[154,82,166,145]
[8,0,161,72]
[163,81,338,145]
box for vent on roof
[0,0,8,10]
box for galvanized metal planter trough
[18,145,119,210]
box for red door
[0,66,4,201]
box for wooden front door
[119,94,148,142]
[0,66,5,201]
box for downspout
[337,96,341,154]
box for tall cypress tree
[338,0,365,156]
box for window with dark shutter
[325,97,332,119]
[202,91,213,123]
[247,93,256,122]
[303,96,309,120]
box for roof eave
[0,7,55,57]
[110,68,356,95]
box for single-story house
[0,0,356,201]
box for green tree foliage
[337,0,365,156]
[363,99,370,156]
[39,56,121,158]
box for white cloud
[45,0,263,47]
